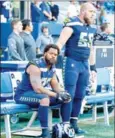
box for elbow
[33,86,42,94]
[37,87,42,93]
[37,86,44,93]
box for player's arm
[56,27,73,51]
[89,45,97,72]
[50,74,65,93]
[89,46,97,82]
[50,73,71,103]
[26,65,57,97]
[89,45,96,65]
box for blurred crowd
[0,0,114,25]
[0,0,114,61]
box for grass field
[0,113,114,138]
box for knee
[69,92,75,101]
[40,98,50,106]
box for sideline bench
[85,67,114,125]
[1,71,61,137]
[0,62,114,138]
[0,61,62,138]
[85,92,114,125]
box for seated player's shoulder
[26,59,40,75]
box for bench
[1,61,64,138]
[0,62,114,138]
[1,71,62,138]
[85,67,114,125]
[85,92,114,125]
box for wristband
[90,64,97,72]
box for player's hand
[56,91,71,103]
[90,71,97,83]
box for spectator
[0,1,12,22]
[94,22,113,45]
[36,25,54,54]
[100,22,112,35]
[104,1,115,13]
[21,19,37,61]
[12,1,20,19]
[0,14,7,23]
[49,0,59,21]
[40,0,52,22]
[14,44,71,138]
[67,0,80,18]
[99,7,108,25]
[96,1,104,9]
[31,0,43,23]
[8,19,27,61]
[64,0,80,24]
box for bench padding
[1,102,34,115]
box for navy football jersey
[65,17,96,61]
[15,57,56,95]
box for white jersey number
[78,32,94,47]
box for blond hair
[11,19,20,28]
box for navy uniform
[14,57,60,138]
[14,48,72,138]
[61,17,96,133]
[14,57,56,106]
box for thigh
[15,90,48,107]
[75,67,90,99]
[63,57,79,98]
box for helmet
[52,123,75,138]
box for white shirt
[67,4,80,17]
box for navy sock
[42,128,50,136]
[38,105,49,128]
[70,118,77,125]
[71,98,82,117]
[61,101,72,122]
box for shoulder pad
[64,18,71,25]
[28,59,39,67]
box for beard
[45,57,57,66]
[84,17,93,25]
